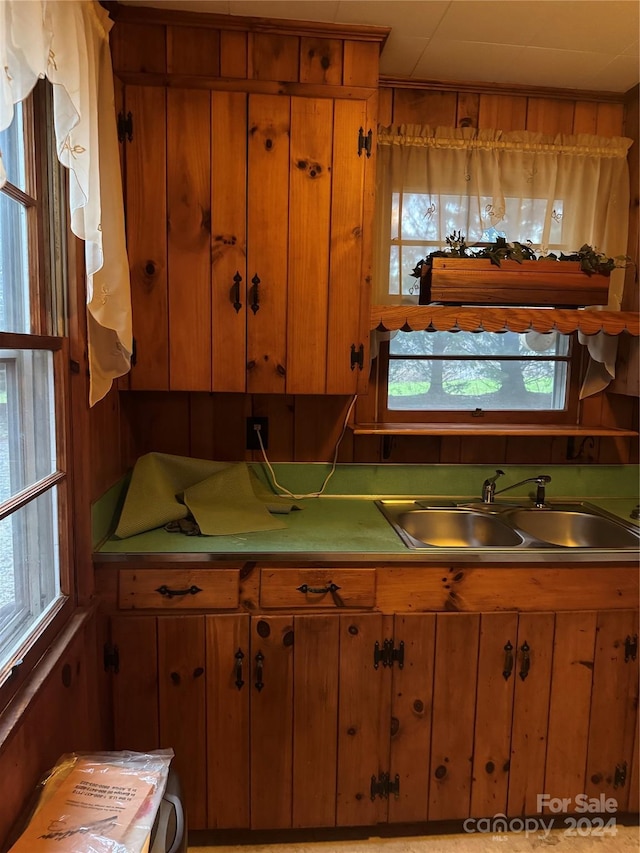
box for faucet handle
[486,469,505,485]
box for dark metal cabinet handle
[519,641,531,681]
[155,584,202,599]
[297,582,344,607]
[232,271,242,313]
[255,651,264,691]
[250,274,261,314]
[234,648,245,690]
[503,641,514,680]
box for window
[0,84,71,688]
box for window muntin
[0,83,69,684]
[388,330,571,412]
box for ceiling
[119,0,640,93]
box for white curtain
[0,0,132,406]
[374,125,632,309]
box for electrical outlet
[246,417,269,450]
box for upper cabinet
[111,8,387,395]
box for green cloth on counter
[114,452,299,538]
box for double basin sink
[375,499,640,551]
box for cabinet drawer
[118,569,240,610]
[260,568,376,609]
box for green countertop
[93,463,639,564]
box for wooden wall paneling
[572,101,598,134]
[158,615,208,829]
[111,615,159,751]
[525,97,575,134]
[544,610,596,807]
[378,87,393,126]
[220,30,248,78]
[167,89,212,391]
[250,394,295,462]
[353,366,381,462]
[249,32,299,82]
[89,388,122,500]
[293,396,355,462]
[110,21,167,75]
[189,392,250,461]
[211,91,248,392]
[387,435,442,464]
[343,41,379,88]
[471,612,518,818]
[439,436,462,463]
[247,94,290,394]
[292,614,340,828]
[392,90,458,126]
[299,37,343,85]
[459,436,507,464]
[286,97,333,394]
[595,102,625,136]
[326,98,368,394]
[456,92,480,128]
[125,85,169,391]
[166,25,220,76]
[0,614,100,850]
[477,94,527,131]
[503,436,553,465]
[120,392,191,462]
[622,85,639,313]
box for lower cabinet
[109,608,639,831]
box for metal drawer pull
[255,651,264,692]
[297,582,344,606]
[234,648,245,690]
[155,584,203,599]
[232,271,242,313]
[503,640,514,680]
[519,641,531,681]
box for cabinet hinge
[624,634,637,662]
[117,111,133,143]
[614,762,627,789]
[370,772,400,800]
[131,336,137,367]
[103,642,120,674]
[350,343,364,371]
[358,127,372,158]
[373,638,404,670]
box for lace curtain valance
[0,0,132,406]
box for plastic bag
[8,749,174,853]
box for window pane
[0,193,30,333]
[0,102,26,191]
[390,331,570,357]
[0,486,61,671]
[388,358,567,411]
[0,349,56,499]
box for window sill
[370,305,640,335]
[350,423,639,437]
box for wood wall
[115,81,638,471]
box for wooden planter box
[419,258,610,308]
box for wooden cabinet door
[158,615,208,829]
[471,612,519,817]
[111,615,159,751]
[205,614,250,829]
[250,615,294,829]
[585,609,639,811]
[336,613,392,826]
[507,612,555,816]
[428,612,481,821]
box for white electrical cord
[255,395,358,500]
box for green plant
[410,234,629,279]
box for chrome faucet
[489,473,552,508]
[481,469,505,503]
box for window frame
[0,82,74,706]
[375,333,584,425]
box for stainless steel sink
[505,508,640,549]
[375,499,640,551]
[397,509,523,548]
